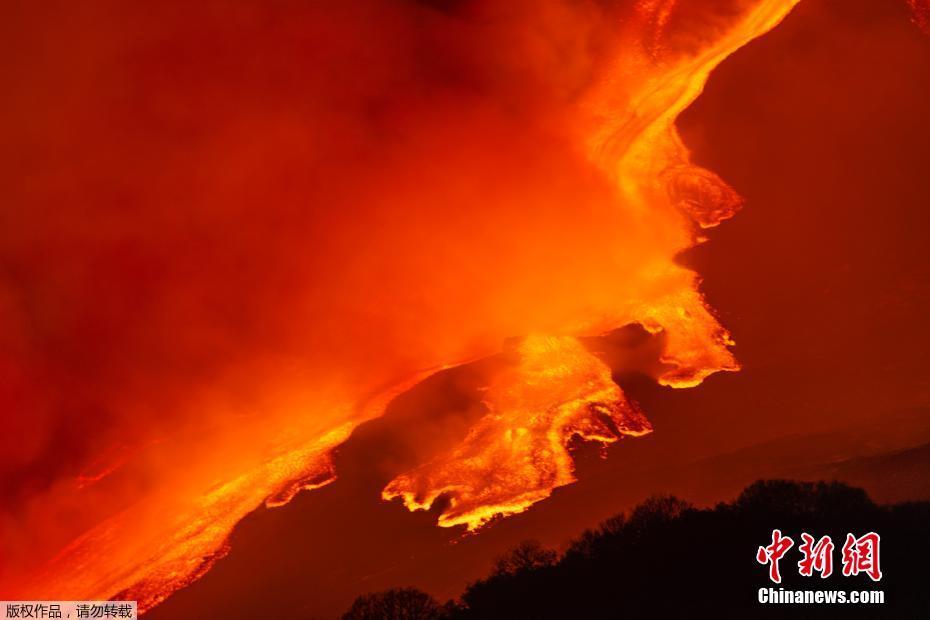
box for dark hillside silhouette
[343,480,930,619]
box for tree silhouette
[490,540,557,577]
[343,480,930,619]
[341,587,446,620]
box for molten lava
[0,0,799,611]
[381,0,799,529]
[384,335,652,530]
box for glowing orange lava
[384,335,652,530]
[0,0,800,611]
[381,0,800,530]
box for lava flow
[381,0,800,531]
[383,335,653,530]
[1,0,798,612]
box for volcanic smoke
[1,0,799,611]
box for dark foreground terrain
[343,480,930,619]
